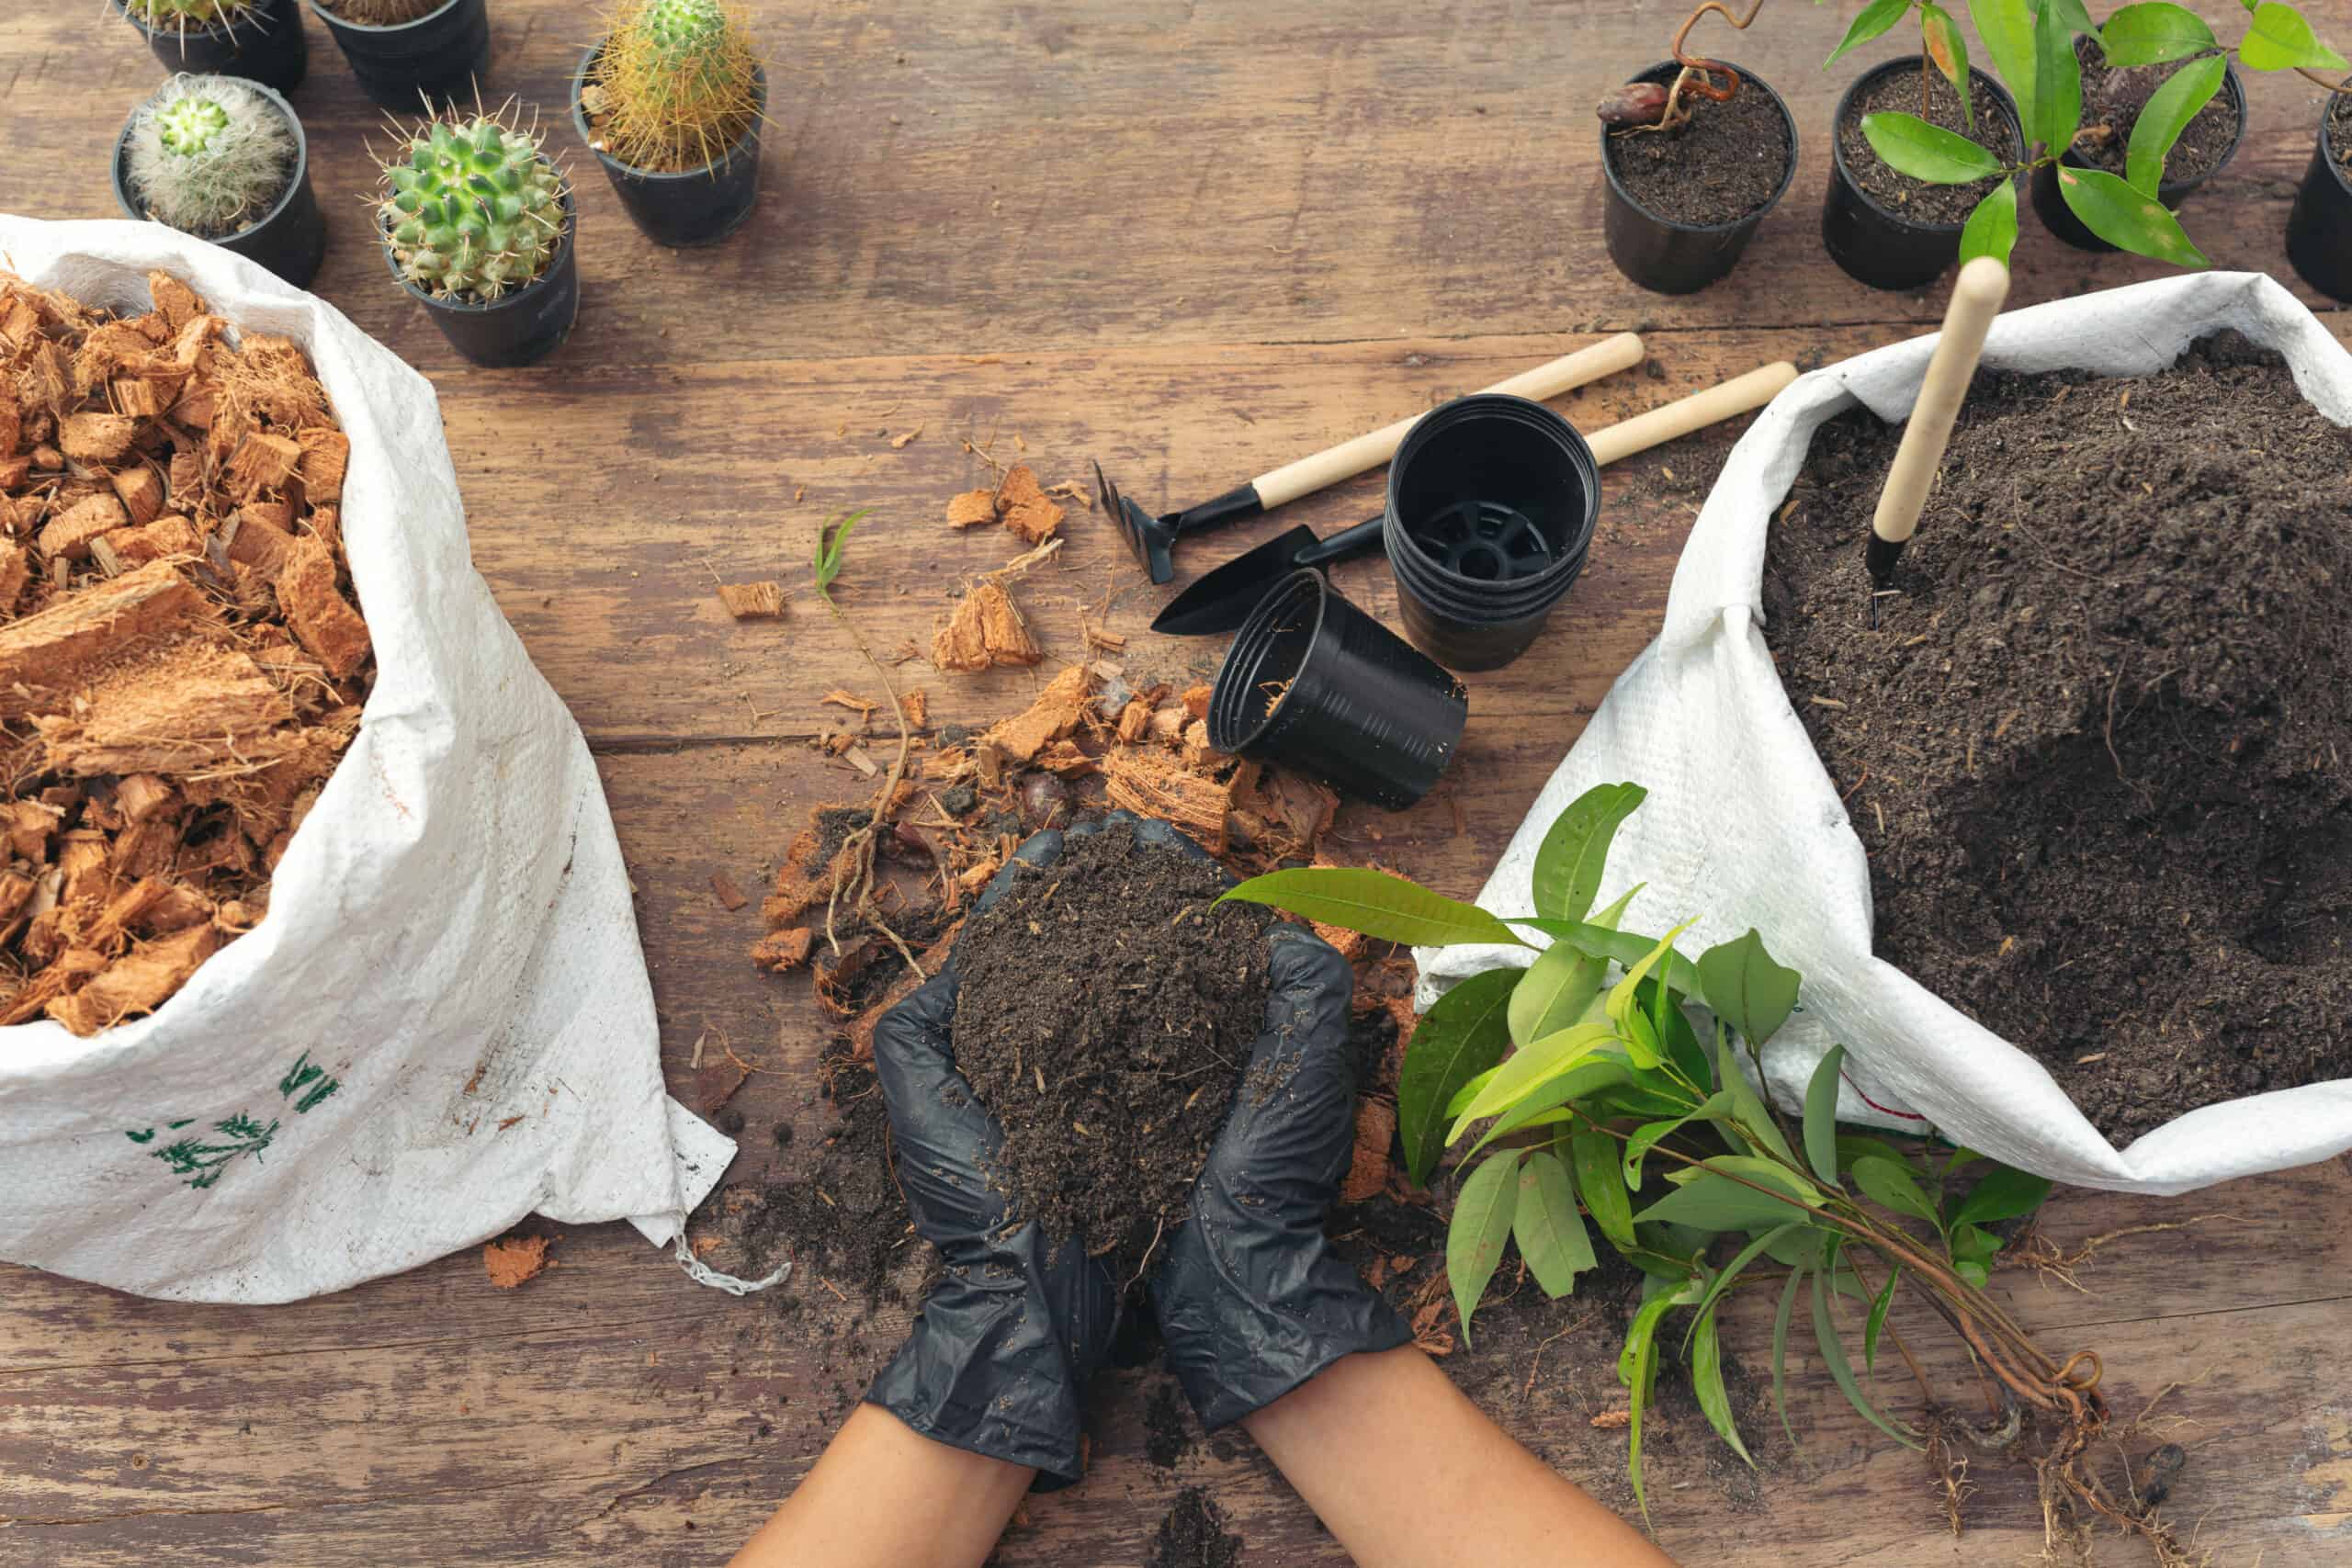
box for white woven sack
[0,218,733,1300]
[1419,273,2352,1196]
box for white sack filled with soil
[0,219,732,1300]
[1418,272,2352,1196]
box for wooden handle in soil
[1871,257,2011,547]
[1250,332,1645,509]
[1585,360,1799,468]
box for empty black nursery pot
[1383,392,1600,672]
[1207,569,1468,812]
[1601,58,1799,295]
[572,46,767,248]
[310,0,491,112]
[112,0,309,93]
[1823,61,2023,291]
[2030,64,2245,252]
[2288,99,2352,303]
[111,82,327,289]
[383,184,581,367]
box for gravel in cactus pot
[125,74,297,240]
[378,111,569,302]
[123,0,262,28]
[583,0,763,173]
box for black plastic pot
[111,82,326,288]
[111,0,308,93]
[1382,393,1600,672]
[1600,59,1798,295]
[2030,63,2245,252]
[383,184,580,367]
[310,0,490,112]
[572,44,766,248]
[2287,101,2352,303]
[1207,569,1467,811]
[1824,62,2024,291]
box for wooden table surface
[5,2,2350,1564]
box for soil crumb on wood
[1766,334,2352,1145]
[1605,68,1792,227]
[737,1047,916,1308]
[2071,35,2237,185]
[1144,1486,1243,1568]
[1838,68,2018,224]
[953,819,1272,1274]
[1145,1378,1196,1470]
[482,1235,548,1289]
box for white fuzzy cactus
[124,74,297,240]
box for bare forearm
[729,1404,1035,1568]
[1241,1347,1677,1568]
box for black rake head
[1094,459,1181,584]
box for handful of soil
[1767,334,2352,1144]
[951,819,1272,1273]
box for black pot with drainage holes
[1382,392,1600,671]
[1206,569,1467,811]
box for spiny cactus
[315,0,447,22]
[377,109,569,302]
[124,0,261,30]
[125,74,297,240]
[587,0,763,174]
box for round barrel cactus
[379,113,568,302]
[589,0,762,173]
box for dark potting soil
[1145,1378,1196,1470]
[1605,78,1792,226]
[737,1048,914,1308]
[2334,91,2352,169]
[2072,35,2237,183]
[1144,1487,1243,1568]
[1839,69,2018,225]
[1765,334,2352,1145]
[952,820,1273,1273]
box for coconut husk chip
[933,581,1043,671]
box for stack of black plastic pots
[110,79,329,289]
[571,47,769,247]
[2289,100,2352,303]
[112,0,308,93]
[310,0,492,111]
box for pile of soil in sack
[1765,333,2352,1145]
[953,819,1273,1274]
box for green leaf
[1921,4,1976,130]
[2057,165,2210,266]
[1450,1021,1616,1138]
[1623,1091,1735,1188]
[1952,1165,2055,1227]
[1851,1156,1941,1226]
[1959,178,2021,266]
[2097,2,2216,64]
[1864,1266,1901,1371]
[1397,972,1518,1185]
[1690,1301,1754,1465]
[1695,929,1802,1048]
[1951,1222,2001,1265]
[1715,1034,1800,1168]
[1447,1150,1524,1346]
[1690,1222,1805,1328]
[1466,1058,1629,1158]
[1219,867,1527,948]
[2240,1,2350,70]
[1826,0,1913,65]
[1861,110,2006,183]
[1801,1044,1848,1187]
[1813,1269,1922,1449]
[1572,1129,1636,1248]
[1513,1150,1596,1297]
[2125,53,2225,193]
[1621,1285,1690,1524]
[2052,0,2098,33]
[1634,1170,1810,1232]
[1971,0,2041,131]
[1529,783,1646,923]
[1955,1258,1991,1289]
[813,508,874,598]
[1509,939,1608,1048]
[1771,1262,1807,1448]
[1509,919,1707,999]
[2033,0,2086,153]
[1608,919,1699,1031]
[1837,1133,1921,1174]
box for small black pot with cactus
[111,0,309,94]
[112,73,327,287]
[377,107,580,367]
[573,0,767,247]
[308,0,492,112]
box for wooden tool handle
[1586,360,1798,468]
[1250,332,1645,509]
[1871,257,2010,547]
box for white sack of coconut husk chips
[0,218,735,1301]
[1418,273,2352,1198]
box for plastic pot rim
[305,0,463,33]
[380,179,578,315]
[1599,58,1800,236]
[110,78,311,246]
[2318,96,2352,198]
[571,40,766,181]
[110,0,291,48]
[1208,570,1329,757]
[1830,60,2026,237]
[1385,392,1601,605]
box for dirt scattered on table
[1767,333,2352,1145]
[1144,1486,1243,1568]
[1838,67,2018,224]
[1145,1378,1196,1470]
[482,1235,549,1289]
[2069,35,2238,185]
[954,819,1272,1275]
[1606,69,1792,227]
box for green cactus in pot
[123,0,262,28]
[586,0,763,173]
[124,74,297,239]
[376,108,570,302]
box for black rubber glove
[865,823,1125,1489]
[1151,915,1413,1431]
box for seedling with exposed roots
[1597,0,1768,134]
[375,106,569,302]
[125,73,296,240]
[585,0,763,174]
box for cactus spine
[588,0,762,174]
[378,110,569,302]
[125,74,297,240]
[125,0,262,29]
[316,0,447,22]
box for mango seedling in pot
[574,0,769,246]
[113,73,327,288]
[309,0,494,112]
[111,0,309,93]
[375,106,581,367]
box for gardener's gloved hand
[865,824,1125,1490]
[1151,919,1413,1431]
